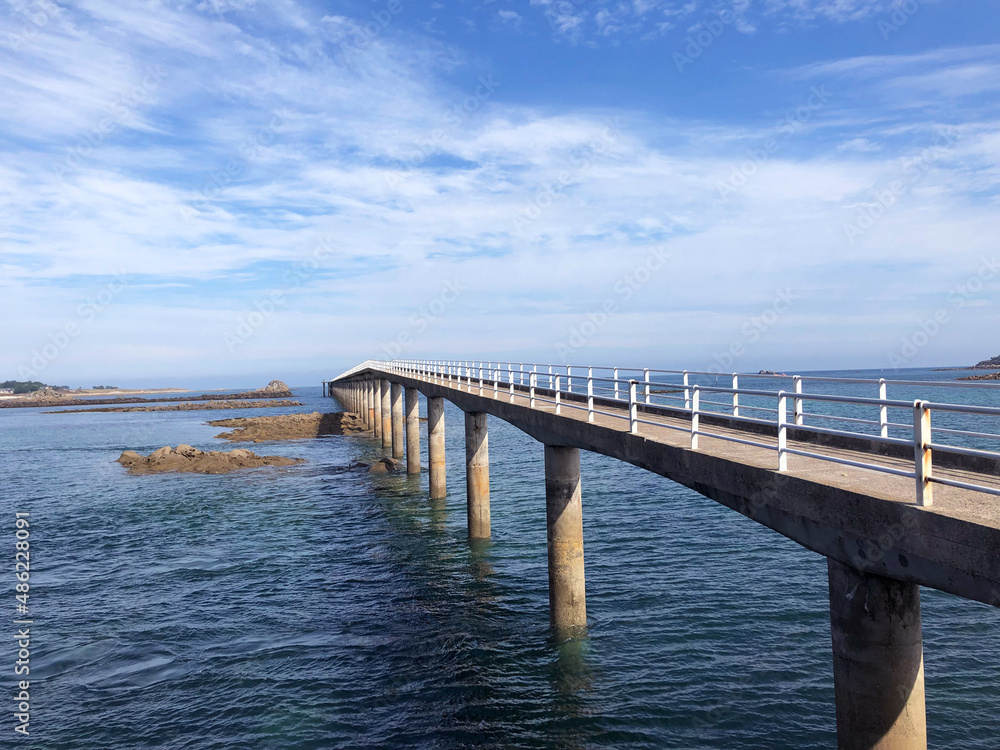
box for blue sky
[1,0,998,387]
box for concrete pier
[428,397,446,499]
[545,445,586,634]
[464,412,490,539]
[380,379,392,449]
[367,381,376,433]
[372,380,382,439]
[325,360,1000,746]
[391,382,404,460]
[405,387,420,474]
[828,559,926,750]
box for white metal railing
[330,358,1000,506]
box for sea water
[2,368,998,748]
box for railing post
[732,373,739,417]
[494,367,499,399]
[914,400,933,507]
[530,372,537,408]
[643,368,650,404]
[683,371,690,411]
[793,375,804,426]
[587,369,594,422]
[629,380,638,434]
[778,391,788,472]
[691,385,700,450]
[567,366,573,394]
[555,375,562,415]
[614,367,620,400]
[520,363,524,386]
[879,379,889,438]
[479,362,483,396]
[509,366,515,402]
[548,364,553,390]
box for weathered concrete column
[428,397,446,499]
[373,380,382,439]
[464,412,490,539]
[405,387,420,474]
[368,381,376,433]
[391,382,404,459]
[357,383,365,428]
[380,379,392,449]
[545,445,586,634]
[828,558,926,750]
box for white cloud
[838,137,882,152]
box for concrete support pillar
[428,397,446,499]
[380,380,392,449]
[391,382,404,459]
[464,412,490,539]
[373,380,382,439]
[364,382,371,430]
[827,558,926,750]
[368,381,376,434]
[545,445,586,634]
[405,387,420,474]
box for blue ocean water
[2,369,999,748]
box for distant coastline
[0,387,190,401]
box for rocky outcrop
[116,445,304,474]
[958,371,1000,381]
[210,411,368,442]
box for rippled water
[3,370,999,748]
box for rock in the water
[116,446,304,475]
[368,457,401,473]
[209,411,368,442]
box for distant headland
[956,355,1000,381]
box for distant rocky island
[958,356,1000,381]
[971,355,1000,369]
